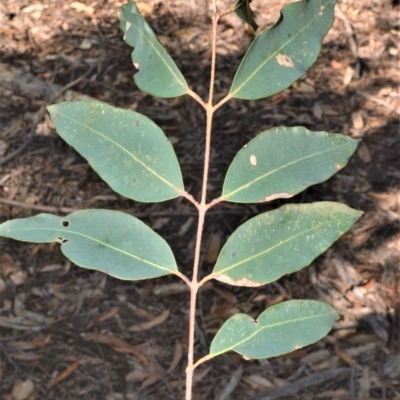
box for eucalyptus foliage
[0,1,362,398]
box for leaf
[234,0,258,31]
[222,126,359,203]
[48,101,184,203]
[209,300,338,359]
[230,0,337,100]
[120,2,188,98]
[212,202,363,287]
[0,210,178,281]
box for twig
[0,70,92,166]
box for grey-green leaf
[212,202,363,287]
[230,0,337,99]
[209,300,338,359]
[48,101,184,203]
[120,2,188,98]
[222,126,359,204]
[0,210,178,280]
[234,0,258,31]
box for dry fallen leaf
[0,252,18,276]
[193,366,212,383]
[141,369,160,389]
[127,309,170,332]
[167,341,183,374]
[205,232,221,263]
[98,307,119,323]
[179,217,194,236]
[244,374,274,389]
[81,333,148,364]
[48,360,80,389]
[11,379,35,400]
[357,142,372,163]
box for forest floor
[0,0,399,399]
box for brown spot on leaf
[336,164,343,171]
[258,192,294,203]
[216,274,263,287]
[276,53,294,68]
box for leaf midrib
[214,218,330,276]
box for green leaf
[48,101,184,203]
[0,210,178,281]
[230,0,337,100]
[120,2,188,98]
[234,0,258,31]
[209,300,338,359]
[222,126,359,204]
[212,202,363,287]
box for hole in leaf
[62,220,70,227]
[56,236,69,244]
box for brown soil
[0,0,399,399]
